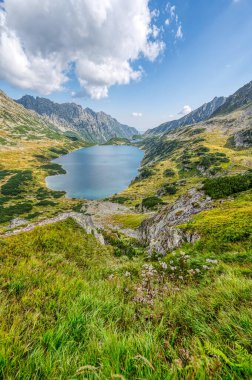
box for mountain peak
[16,95,138,143]
[145,96,226,136]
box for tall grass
[0,216,251,379]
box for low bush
[203,172,252,199]
[141,196,164,209]
[72,203,84,212]
[163,168,175,177]
[0,170,11,181]
[136,166,155,181]
[111,196,129,204]
[37,200,57,207]
[49,147,68,155]
[162,184,177,195]
[0,202,33,223]
[189,128,206,136]
[40,163,66,175]
[1,170,32,196]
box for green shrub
[49,147,68,155]
[203,172,252,199]
[0,170,11,181]
[163,168,175,177]
[37,200,57,207]
[0,202,33,223]
[142,196,164,209]
[197,153,229,169]
[40,163,66,175]
[1,171,32,196]
[72,203,84,212]
[189,128,206,136]
[136,166,155,181]
[162,184,177,195]
[0,196,11,205]
[112,197,129,204]
[26,212,41,220]
[52,191,65,198]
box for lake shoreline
[45,144,144,201]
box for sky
[0,0,252,131]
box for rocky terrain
[17,95,138,143]
[145,96,226,136]
[139,188,212,255]
[212,80,252,116]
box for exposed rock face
[212,80,252,116]
[16,95,138,143]
[139,188,212,255]
[145,96,226,136]
[231,128,252,148]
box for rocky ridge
[16,95,138,143]
[145,96,226,136]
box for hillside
[145,96,226,136]
[212,80,252,116]
[0,91,88,227]
[1,82,252,379]
[17,95,139,143]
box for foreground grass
[0,218,251,379]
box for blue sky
[1,0,252,131]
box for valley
[0,81,252,379]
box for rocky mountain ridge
[145,96,226,136]
[16,95,139,144]
[212,80,252,116]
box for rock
[8,218,28,229]
[232,128,252,148]
[16,95,139,143]
[71,213,105,245]
[139,188,212,255]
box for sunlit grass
[0,218,251,379]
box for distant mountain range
[16,95,138,144]
[145,80,252,137]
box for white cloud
[132,112,143,117]
[176,25,183,39]
[151,9,160,19]
[165,3,183,41]
[170,5,176,19]
[0,0,165,99]
[178,105,192,115]
[152,25,160,39]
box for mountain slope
[145,96,226,136]
[0,90,67,146]
[16,95,138,143]
[212,80,252,116]
[0,90,86,227]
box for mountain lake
[46,145,144,199]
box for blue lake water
[46,145,144,199]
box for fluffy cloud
[178,105,192,115]
[132,112,143,117]
[0,0,165,99]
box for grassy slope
[118,105,252,206]
[0,91,88,231]
[0,93,252,379]
[0,216,251,379]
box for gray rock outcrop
[139,188,212,255]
